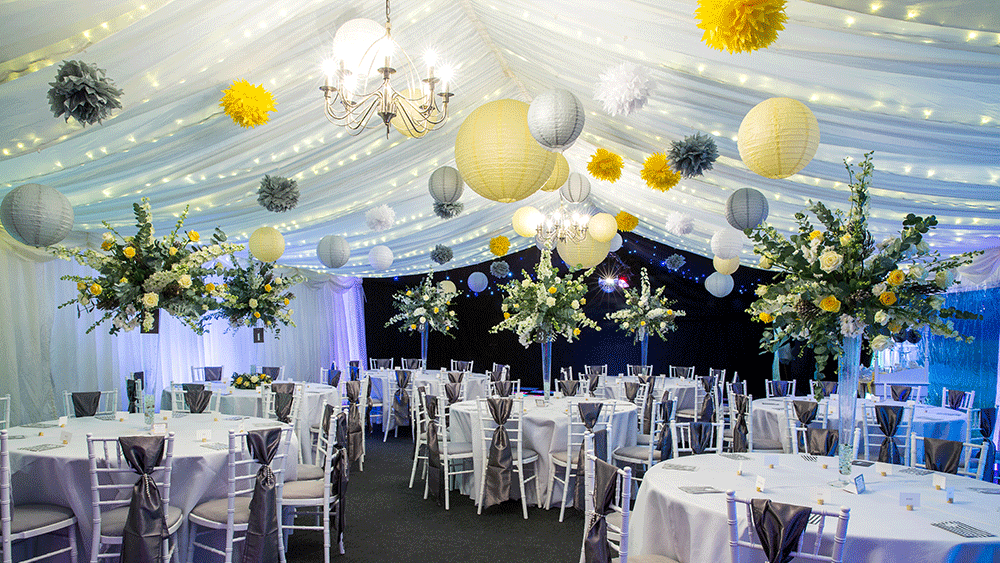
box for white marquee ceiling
[1,0,997,278]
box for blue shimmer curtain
[928,287,999,410]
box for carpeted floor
[284,430,584,563]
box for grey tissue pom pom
[663,254,686,271]
[490,261,510,278]
[430,244,453,265]
[47,60,124,126]
[669,132,719,178]
[257,175,299,212]
[434,201,464,219]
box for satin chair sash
[119,436,168,563]
[732,394,750,453]
[345,381,363,464]
[241,428,282,563]
[583,457,618,563]
[750,498,812,563]
[559,379,579,397]
[890,385,912,402]
[72,391,101,417]
[393,370,412,427]
[805,428,839,456]
[185,389,212,414]
[923,437,963,474]
[792,400,819,426]
[482,397,513,510]
[875,405,904,464]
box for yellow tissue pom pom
[695,0,788,54]
[587,148,624,183]
[616,211,638,232]
[819,295,841,313]
[220,80,276,128]
[489,236,510,257]
[123,246,136,258]
[641,153,682,191]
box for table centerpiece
[385,273,460,365]
[606,268,686,365]
[207,256,305,336]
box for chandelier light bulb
[425,50,437,67]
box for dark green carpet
[284,431,584,562]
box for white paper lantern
[332,18,386,77]
[609,233,623,252]
[526,89,586,152]
[368,245,394,271]
[710,229,745,260]
[726,188,769,230]
[0,183,74,247]
[738,97,820,179]
[468,271,488,293]
[249,227,285,263]
[512,206,543,238]
[588,213,617,243]
[705,272,734,298]
[439,280,457,294]
[560,172,591,203]
[317,235,350,268]
[713,256,740,275]
[557,232,611,270]
[428,166,464,203]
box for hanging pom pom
[665,211,695,236]
[641,153,682,191]
[664,254,686,271]
[47,60,124,126]
[587,148,624,183]
[257,175,299,212]
[695,0,788,54]
[669,132,719,178]
[366,204,396,232]
[594,61,655,116]
[616,211,638,232]
[433,201,464,219]
[490,261,510,278]
[489,235,510,257]
[430,244,453,265]
[220,79,277,128]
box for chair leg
[559,462,572,522]
[444,460,451,511]
[323,506,331,563]
[185,523,197,563]
[517,462,529,519]
[409,441,422,488]
[68,523,78,563]
[476,460,487,515]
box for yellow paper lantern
[249,227,285,262]
[512,206,543,238]
[391,89,439,138]
[557,233,611,270]
[454,99,557,203]
[714,256,740,275]
[540,153,570,192]
[587,213,617,243]
[738,97,820,179]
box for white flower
[450,311,456,316]
[871,335,893,351]
[755,285,768,297]
[648,308,663,319]
[839,315,865,337]
[929,296,944,310]
[414,307,426,316]
[142,317,154,331]
[908,265,927,280]
[934,269,955,289]
[178,274,192,288]
[874,310,889,325]
[522,279,531,287]
[102,232,114,242]
[622,321,630,329]
[915,241,930,254]
[571,300,580,309]
[660,322,666,329]
[759,256,772,270]
[419,316,426,323]
[818,250,843,273]
[251,375,259,383]
[274,277,283,284]
[545,297,556,307]
[422,294,430,301]
[248,298,258,308]
[872,282,887,297]
[142,292,159,308]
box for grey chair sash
[448,371,465,384]
[119,436,167,563]
[241,428,282,563]
[424,395,444,504]
[623,382,640,404]
[583,457,618,563]
[72,391,101,417]
[792,400,819,426]
[585,365,604,376]
[875,405,904,464]
[772,380,791,397]
[488,368,504,382]
[185,389,212,414]
[126,379,141,414]
[817,381,837,397]
[482,397,513,510]
[700,375,716,393]
[923,437,963,474]
[260,367,281,380]
[805,428,839,456]
[689,421,714,454]
[980,408,997,482]
[321,404,336,436]
[348,365,360,381]
[345,381,363,464]
[641,377,656,434]
[454,361,472,371]
[328,369,342,388]
[750,499,812,563]
[588,374,601,397]
[655,400,676,461]
[271,382,294,395]
[697,393,715,423]
[204,366,223,381]
[374,359,393,369]
[890,385,912,402]
[403,358,422,370]
[946,389,966,410]
[493,381,514,397]
[857,381,869,399]
[393,370,412,427]
[273,393,293,424]
[444,382,462,404]
[328,413,350,546]
[731,381,746,395]
[559,379,579,397]
[732,394,750,453]
[574,403,607,511]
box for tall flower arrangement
[491,249,599,346]
[52,199,241,334]
[209,257,305,335]
[385,274,460,336]
[607,269,686,343]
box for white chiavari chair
[726,490,851,563]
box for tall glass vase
[837,333,863,476]
[420,321,429,368]
[639,328,649,366]
[541,339,553,401]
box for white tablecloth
[9,413,299,561]
[631,453,1000,563]
[448,397,638,507]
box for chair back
[582,432,631,563]
[584,365,608,377]
[671,413,722,456]
[669,366,695,379]
[476,397,527,466]
[559,366,574,381]
[726,392,754,453]
[726,491,850,563]
[709,368,726,380]
[64,389,119,418]
[402,358,425,370]
[860,401,915,462]
[370,358,394,370]
[262,383,304,423]
[908,433,987,479]
[488,379,521,397]
[785,398,830,453]
[765,379,796,398]
[564,401,616,465]
[450,360,474,372]
[0,396,9,430]
[941,387,975,412]
[222,427,293,533]
[191,366,225,381]
[626,365,652,377]
[259,366,284,381]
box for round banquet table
[630,452,1000,563]
[448,397,638,507]
[8,412,298,561]
[752,396,968,453]
[602,376,696,412]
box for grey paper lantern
[609,233,623,252]
[317,235,350,268]
[368,245,394,271]
[0,183,74,247]
[560,172,591,203]
[526,89,586,152]
[429,166,464,203]
[726,187,769,230]
[705,272,734,298]
[710,229,745,260]
[468,271,488,293]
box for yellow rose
[89,283,102,296]
[759,312,774,323]
[236,377,243,384]
[283,298,290,306]
[888,320,903,333]
[573,328,581,336]
[123,246,136,258]
[168,247,178,256]
[406,291,412,296]
[886,269,905,286]
[580,298,586,305]
[640,320,646,326]
[264,284,272,292]
[879,291,897,306]
[205,282,216,292]
[77,282,86,291]
[119,277,128,284]
[666,309,674,316]
[504,312,511,320]
[809,230,823,241]
[548,286,557,294]
[253,311,261,318]
[433,307,439,313]
[819,295,841,313]
[100,241,113,251]
[840,233,852,246]
[410,324,417,330]
[142,292,159,308]
[188,231,200,242]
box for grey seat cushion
[11,504,74,535]
[191,496,252,525]
[101,505,183,536]
[613,446,662,463]
[551,450,570,464]
[637,433,652,445]
[519,448,540,463]
[296,463,325,481]
[282,480,326,500]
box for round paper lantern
[705,272,734,298]
[249,227,285,263]
[368,245,393,271]
[391,89,440,138]
[557,233,611,270]
[609,233,623,252]
[711,229,745,260]
[428,166,464,203]
[332,18,386,77]
[468,271,488,293]
[587,213,617,243]
[726,187,769,230]
[454,99,557,203]
[0,183,74,247]
[560,172,591,203]
[512,206,543,238]
[439,280,457,294]
[738,98,820,179]
[526,89,585,152]
[317,235,350,268]
[540,153,570,192]
[713,255,740,275]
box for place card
[57,416,67,427]
[535,399,546,407]
[60,430,72,445]
[875,462,893,477]
[151,422,168,435]
[237,421,246,434]
[756,475,766,492]
[812,487,831,505]
[763,454,780,469]
[933,474,947,490]
[941,487,955,504]
[899,492,920,510]
[737,461,744,476]
[679,486,723,494]
[116,411,129,422]
[931,521,996,538]
[18,443,65,452]
[196,429,212,442]
[843,474,865,494]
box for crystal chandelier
[534,205,590,249]
[320,0,453,137]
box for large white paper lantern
[317,235,350,268]
[560,172,591,203]
[705,272,734,298]
[609,233,623,252]
[540,153,570,192]
[439,280,457,294]
[557,232,611,270]
[428,166,464,203]
[526,89,586,152]
[587,213,617,243]
[249,227,285,263]
[713,256,740,275]
[711,229,745,260]
[738,98,820,179]
[468,271,488,293]
[332,18,386,77]
[726,187,769,230]
[0,183,74,247]
[512,206,543,237]
[368,245,394,271]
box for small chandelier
[320,0,453,137]
[535,205,589,249]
